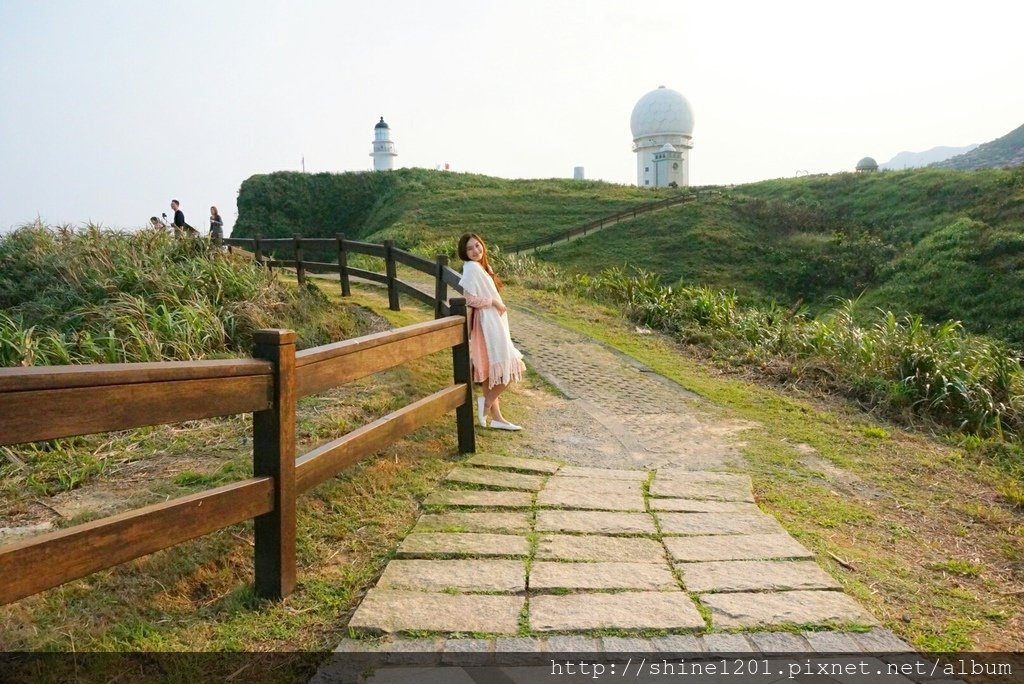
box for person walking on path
[209,206,223,243]
[458,232,525,431]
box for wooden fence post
[384,239,400,311]
[252,329,297,600]
[294,236,305,286]
[254,236,264,268]
[336,234,350,297]
[448,298,475,454]
[434,254,448,319]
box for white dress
[459,261,525,388]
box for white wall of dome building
[631,86,694,188]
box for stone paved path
[314,307,936,683]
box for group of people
[149,200,223,241]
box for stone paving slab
[650,498,763,514]
[535,510,657,535]
[665,533,815,561]
[536,488,645,511]
[679,559,842,592]
[656,512,786,536]
[531,591,705,631]
[465,453,561,474]
[556,466,649,480]
[530,561,678,591]
[701,590,878,628]
[348,589,524,634]
[747,631,817,653]
[535,534,666,563]
[414,511,531,533]
[445,466,545,491]
[802,630,865,653]
[542,476,644,494]
[398,532,530,558]
[424,489,533,508]
[377,559,526,592]
[650,473,755,502]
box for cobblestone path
[314,306,928,683]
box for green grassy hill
[933,123,1024,170]
[234,168,680,255]
[542,167,1024,343]
[235,165,1024,344]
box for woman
[209,206,224,242]
[458,232,526,431]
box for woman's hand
[493,301,507,315]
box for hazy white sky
[2,0,1022,235]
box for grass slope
[234,168,681,255]
[540,167,1024,343]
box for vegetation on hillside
[498,253,1024,487]
[933,122,1024,170]
[0,223,349,367]
[541,167,1024,344]
[234,168,680,258]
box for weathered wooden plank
[296,317,461,367]
[348,267,387,284]
[391,248,435,272]
[0,477,275,606]
[395,279,434,306]
[441,267,463,290]
[345,241,386,258]
[252,330,297,600]
[0,375,273,446]
[295,319,463,398]
[0,359,271,393]
[303,261,340,272]
[295,384,465,494]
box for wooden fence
[0,249,476,606]
[222,236,465,319]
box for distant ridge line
[507,190,718,255]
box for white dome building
[631,86,694,187]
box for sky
[1,0,1022,236]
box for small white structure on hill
[631,86,694,187]
[370,117,397,171]
[856,156,878,173]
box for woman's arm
[464,293,492,309]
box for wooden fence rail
[222,235,465,315]
[0,284,475,605]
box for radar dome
[856,157,878,172]
[630,86,694,139]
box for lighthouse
[370,116,397,171]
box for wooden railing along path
[507,190,720,254]
[222,236,464,319]
[0,244,475,607]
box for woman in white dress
[458,232,526,430]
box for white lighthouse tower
[630,86,694,187]
[370,116,397,171]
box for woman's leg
[483,382,512,423]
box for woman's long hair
[458,232,503,291]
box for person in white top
[457,232,526,431]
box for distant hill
[931,123,1024,170]
[880,145,977,170]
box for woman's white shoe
[477,396,487,427]
[489,420,522,431]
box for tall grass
[0,222,340,366]
[499,253,1024,446]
